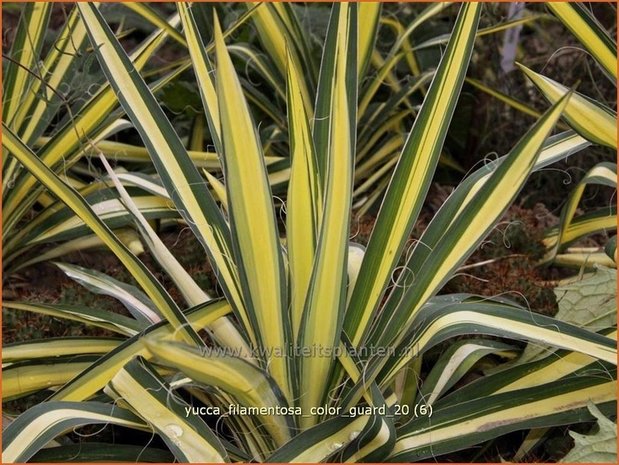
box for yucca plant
[187,2,550,214]
[123,2,546,215]
[429,3,617,272]
[2,2,616,463]
[1,2,162,274]
[502,9,618,455]
[509,3,616,269]
[1,2,262,276]
[521,3,617,268]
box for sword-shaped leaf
[345,3,481,347]
[518,63,617,148]
[298,2,355,428]
[212,14,291,398]
[546,2,617,80]
[77,3,251,345]
[2,125,202,346]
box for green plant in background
[2,2,616,463]
[109,2,548,215]
[1,2,163,273]
[432,3,616,272]
[516,3,616,270]
[1,2,261,275]
[560,403,616,463]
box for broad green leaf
[560,403,617,463]
[555,267,617,330]
[518,267,617,365]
